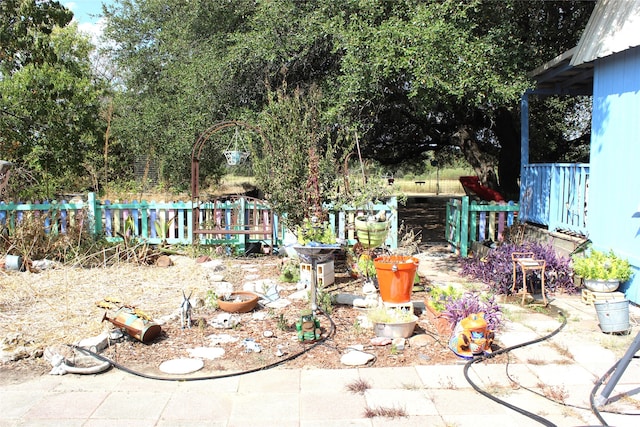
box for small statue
[448,313,494,359]
[180,290,193,329]
[296,309,321,342]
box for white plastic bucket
[594,299,629,333]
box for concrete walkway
[1,295,639,427]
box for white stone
[335,293,358,305]
[392,337,406,350]
[207,333,239,345]
[288,290,308,301]
[76,333,109,353]
[252,312,268,321]
[265,298,291,309]
[244,274,260,281]
[159,358,204,374]
[187,347,225,360]
[200,260,225,271]
[371,337,392,346]
[356,315,373,328]
[340,350,375,366]
[263,330,274,338]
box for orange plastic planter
[374,256,419,303]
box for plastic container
[4,255,24,271]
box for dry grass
[346,378,372,394]
[363,405,408,418]
[0,256,229,350]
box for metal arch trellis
[190,120,272,242]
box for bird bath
[293,244,340,312]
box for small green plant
[572,249,633,282]
[316,286,333,314]
[276,314,288,331]
[279,259,300,283]
[205,289,219,309]
[296,217,336,245]
[357,254,376,277]
[427,284,462,312]
[367,306,415,324]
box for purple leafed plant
[441,291,503,331]
[459,242,577,296]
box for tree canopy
[0,0,109,198]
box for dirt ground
[1,195,476,381]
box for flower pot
[584,279,620,293]
[424,300,453,336]
[373,315,418,338]
[374,256,419,304]
[355,217,389,248]
[218,291,259,313]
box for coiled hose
[71,307,336,381]
[463,311,567,427]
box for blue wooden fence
[520,163,589,235]
[0,193,399,250]
[446,196,519,257]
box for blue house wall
[588,46,640,303]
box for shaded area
[399,195,450,247]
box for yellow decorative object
[448,313,494,359]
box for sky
[63,1,116,42]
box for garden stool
[511,252,547,305]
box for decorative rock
[392,337,406,350]
[340,350,375,366]
[263,330,274,338]
[187,347,225,360]
[371,337,392,346]
[76,333,109,353]
[288,289,308,301]
[353,297,377,308]
[209,313,240,329]
[334,293,358,305]
[244,274,260,281]
[205,274,225,283]
[155,255,173,267]
[196,255,212,263]
[252,312,268,321]
[346,344,364,351]
[200,260,225,271]
[356,315,373,328]
[207,333,239,345]
[241,338,261,353]
[265,298,291,309]
[409,334,434,348]
[159,358,204,374]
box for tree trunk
[493,107,521,200]
[452,126,499,190]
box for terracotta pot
[218,291,259,313]
[423,300,453,337]
[374,255,419,303]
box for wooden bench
[193,196,274,248]
[415,181,426,186]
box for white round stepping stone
[340,350,375,366]
[159,358,204,374]
[187,347,225,360]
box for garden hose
[463,311,567,427]
[71,307,337,382]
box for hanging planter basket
[354,216,389,248]
[224,150,250,166]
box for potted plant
[366,306,418,338]
[572,249,633,292]
[423,285,462,336]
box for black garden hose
[71,307,337,382]
[463,311,567,427]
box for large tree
[0,1,108,198]
[103,0,595,197]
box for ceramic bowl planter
[584,278,621,293]
[572,249,633,293]
[355,216,389,248]
[374,255,419,304]
[218,291,259,313]
[367,307,418,338]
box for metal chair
[511,252,547,305]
